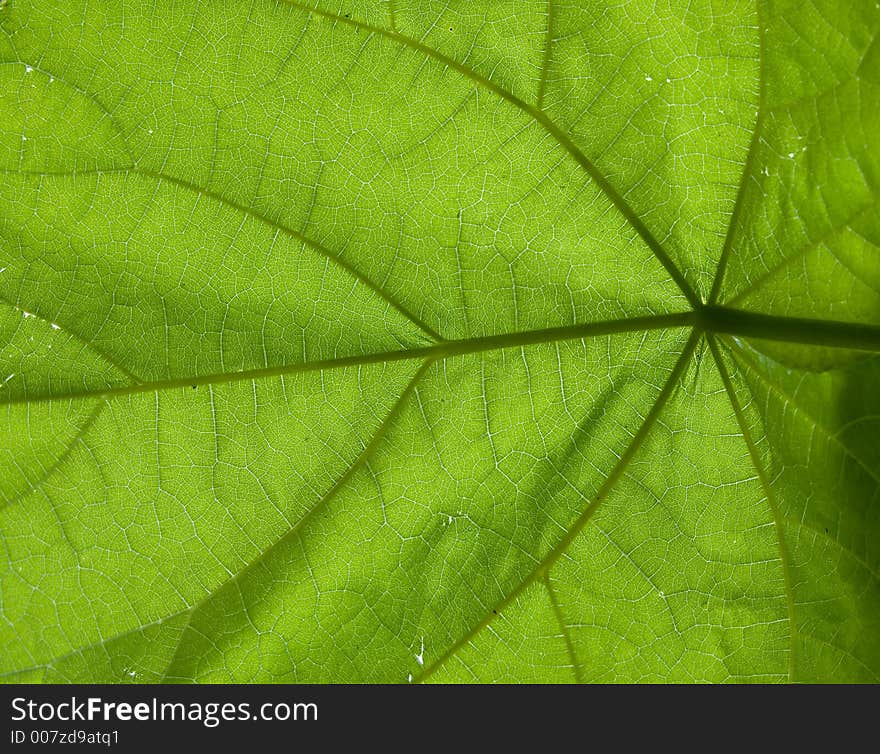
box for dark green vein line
[277,0,701,309]
[3,359,435,681]
[4,306,879,407]
[161,358,435,682]
[0,312,693,406]
[2,165,442,342]
[0,606,192,681]
[724,199,880,307]
[697,306,880,352]
[798,635,880,683]
[0,291,142,384]
[709,0,765,305]
[0,401,105,513]
[0,61,136,166]
[418,330,700,682]
[707,335,798,683]
[726,339,880,486]
[543,574,584,683]
[778,516,880,583]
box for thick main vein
[697,306,880,352]
[5,306,880,406]
[276,0,701,309]
[0,312,693,406]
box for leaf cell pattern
[0,0,878,683]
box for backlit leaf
[1,0,878,683]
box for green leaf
[0,0,878,684]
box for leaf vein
[417,330,700,682]
[275,0,700,308]
[708,335,798,682]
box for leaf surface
[0,0,878,683]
